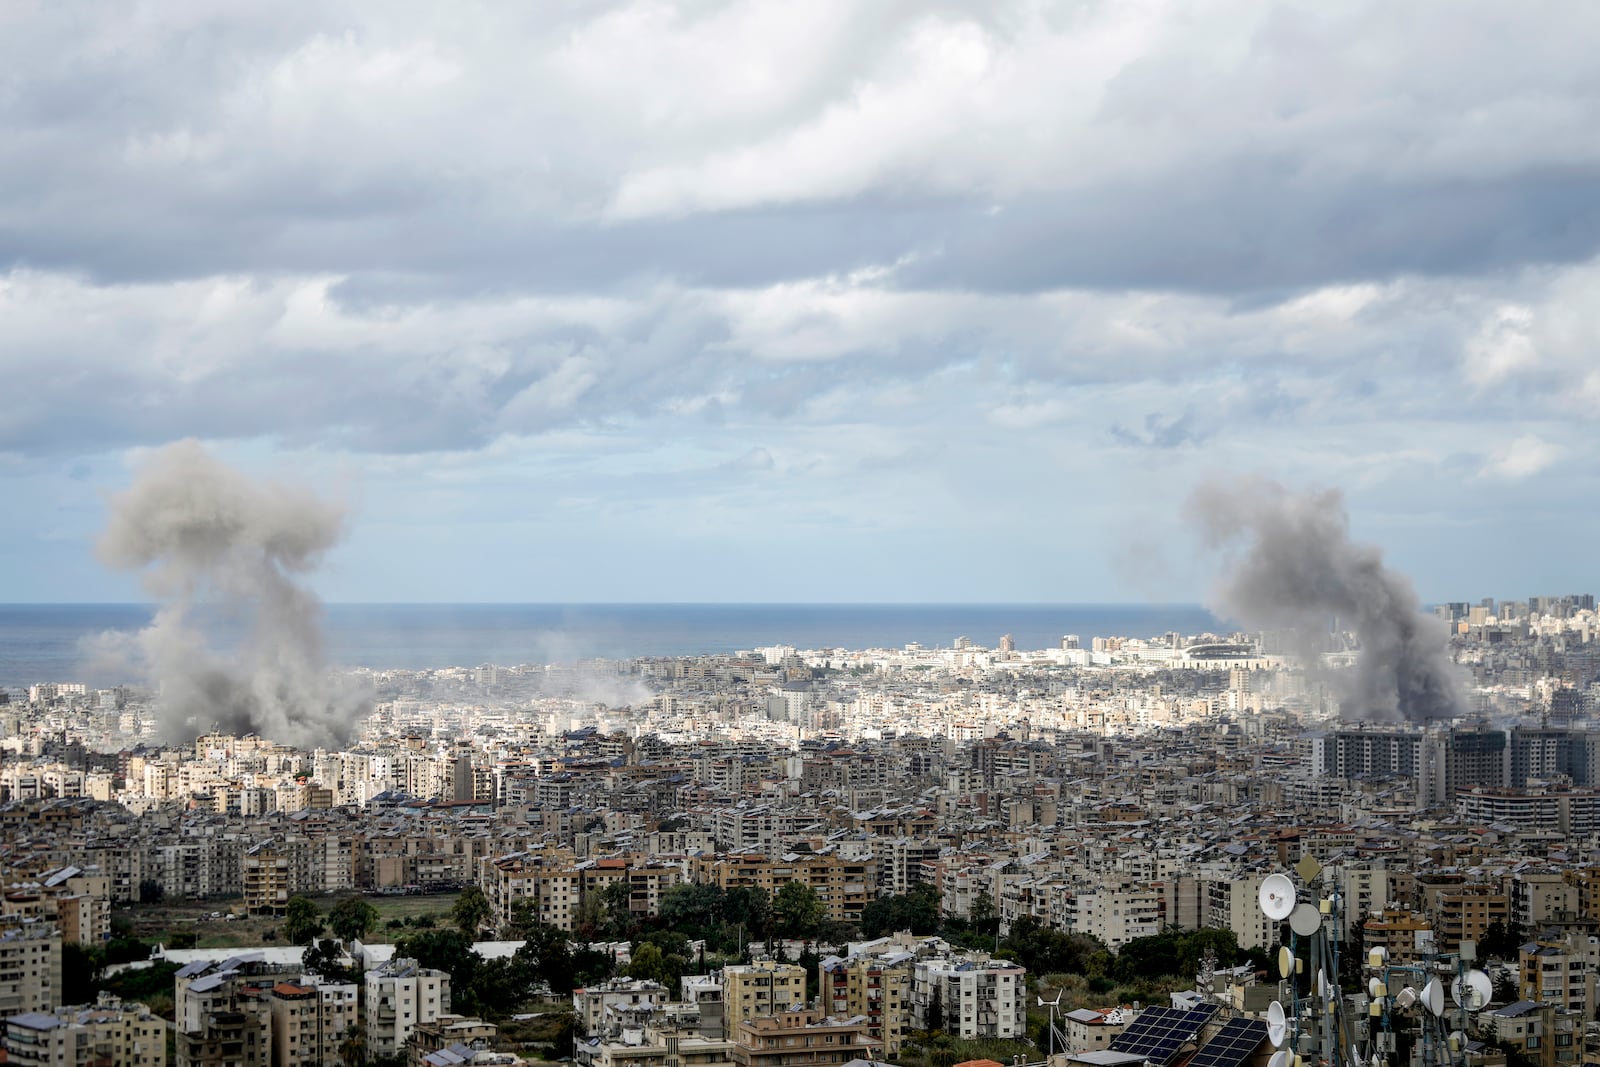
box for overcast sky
[4,1,1598,604]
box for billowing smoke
[96,440,369,747]
[1185,480,1462,722]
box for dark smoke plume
[1185,480,1462,722]
[96,440,369,747]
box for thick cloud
[3,2,1600,602]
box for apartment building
[690,852,874,925]
[908,956,1026,1041]
[818,952,911,1056]
[1521,935,1596,1017]
[0,920,63,1016]
[730,1011,875,1067]
[3,994,166,1067]
[268,979,358,1067]
[243,844,294,917]
[365,958,451,1059]
[721,964,808,1036]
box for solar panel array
[1186,1017,1269,1067]
[1109,1005,1219,1065]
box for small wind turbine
[1037,988,1065,1059]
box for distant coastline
[0,602,1226,690]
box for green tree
[303,938,356,983]
[969,893,998,936]
[338,1024,367,1067]
[328,897,380,943]
[861,885,941,938]
[285,896,325,946]
[62,942,105,1004]
[1479,920,1527,961]
[625,942,679,989]
[396,928,483,1010]
[659,883,725,939]
[453,885,492,936]
[773,881,824,940]
[516,922,578,994]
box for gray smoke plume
[1185,479,1462,722]
[96,440,369,747]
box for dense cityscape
[3,8,1592,1067]
[0,593,1597,1067]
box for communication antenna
[1289,902,1322,937]
[1421,979,1445,1018]
[1451,970,1492,1012]
[1266,1001,1288,1048]
[1260,873,1296,921]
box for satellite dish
[1260,874,1297,921]
[1394,987,1418,1010]
[1452,970,1492,1010]
[1266,1001,1287,1048]
[1278,946,1294,980]
[1315,970,1329,999]
[1290,902,1322,936]
[1368,947,1388,967]
[1268,1051,1291,1067]
[1422,979,1445,1017]
[1368,977,1386,998]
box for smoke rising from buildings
[97,440,369,747]
[1185,479,1462,722]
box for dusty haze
[1186,480,1462,722]
[97,440,369,747]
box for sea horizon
[0,601,1230,691]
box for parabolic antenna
[1278,946,1294,980]
[1290,902,1322,936]
[1266,1001,1287,1048]
[1260,874,1297,921]
[1268,1051,1291,1067]
[1452,970,1493,1010]
[1368,977,1386,998]
[1421,979,1445,1017]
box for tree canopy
[285,896,325,945]
[329,897,380,942]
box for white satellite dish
[1266,1001,1287,1048]
[1368,977,1386,998]
[1278,946,1294,980]
[1452,970,1492,1010]
[1368,947,1388,967]
[1289,902,1322,936]
[1421,979,1445,1017]
[1268,1051,1291,1067]
[1315,970,1330,999]
[1260,874,1297,921]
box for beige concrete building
[721,964,808,1036]
[365,958,451,1059]
[2,994,166,1067]
[0,920,62,1016]
[818,952,911,1057]
[731,1011,875,1067]
[268,979,358,1067]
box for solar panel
[1109,1005,1219,1066]
[1187,1017,1269,1067]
